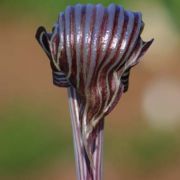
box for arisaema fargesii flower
[36,4,153,180]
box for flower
[36,3,153,165]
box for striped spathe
[36,3,153,172]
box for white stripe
[75,4,82,88]
[114,10,135,69]
[86,4,105,88]
[117,12,142,71]
[124,40,143,69]
[57,13,65,70]
[83,4,94,83]
[65,6,72,78]
[98,3,117,65]
[39,32,51,58]
[49,24,60,70]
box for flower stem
[68,87,104,180]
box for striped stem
[68,87,104,180]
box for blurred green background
[0,0,180,179]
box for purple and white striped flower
[36,3,153,180]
